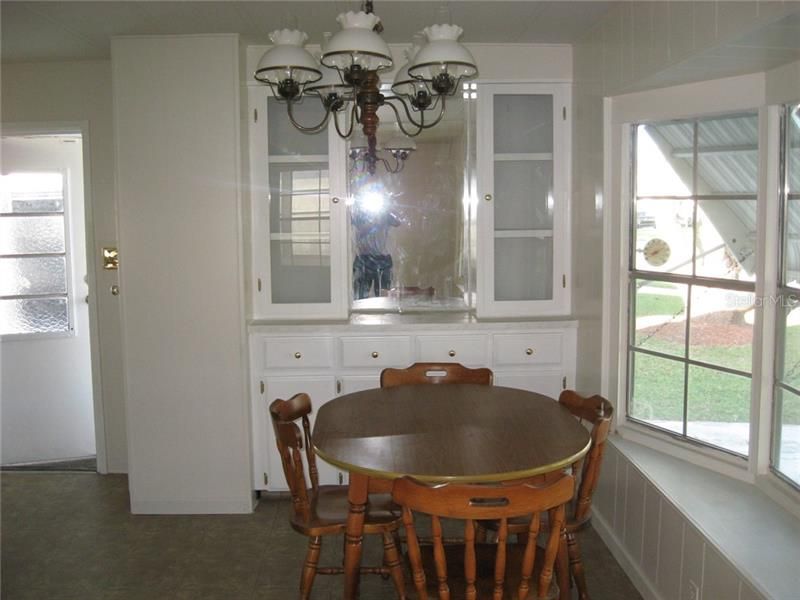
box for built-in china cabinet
[247,79,575,492]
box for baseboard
[130,498,254,514]
[591,510,664,600]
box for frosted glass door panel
[494,160,553,230]
[494,237,553,301]
[267,98,328,157]
[268,163,331,304]
[493,95,553,154]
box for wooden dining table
[312,383,592,600]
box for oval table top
[313,384,592,483]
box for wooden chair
[380,362,493,388]
[392,474,574,600]
[269,393,406,599]
[479,390,614,600]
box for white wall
[765,59,800,105]
[113,34,251,513]
[1,60,127,473]
[1,136,94,464]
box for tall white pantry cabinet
[112,35,252,513]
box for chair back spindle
[393,474,574,600]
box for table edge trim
[313,438,592,483]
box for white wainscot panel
[657,500,684,600]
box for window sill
[607,435,800,600]
[617,421,752,483]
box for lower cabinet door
[493,371,565,400]
[256,375,346,491]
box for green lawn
[631,293,800,424]
[635,293,685,318]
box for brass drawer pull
[294,352,302,359]
[371,351,379,358]
[448,350,456,357]
[525,348,534,356]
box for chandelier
[253,0,478,175]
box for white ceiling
[0,0,614,63]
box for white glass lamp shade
[254,29,322,85]
[408,24,477,81]
[391,43,428,97]
[321,11,393,72]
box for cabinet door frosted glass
[267,98,328,157]
[268,164,331,304]
[493,95,553,155]
[494,237,553,301]
[494,160,553,230]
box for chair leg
[383,531,407,599]
[475,522,488,543]
[567,532,590,600]
[300,536,322,600]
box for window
[0,171,72,336]
[627,113,759,457]
[774,103,800,488]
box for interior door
[0,134,95,465]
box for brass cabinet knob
[332,197,340,204]
[110,285,120,296]
[484,194,492,202]
[448,350,456,357]
[371,351,379,358]
[525,348,534,356]
[294,352,302,359]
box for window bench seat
[591,436,800,600]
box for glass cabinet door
[476,83,570,317]
[249,88,348,319]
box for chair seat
[290,486,401,536]
[418,543,559,600]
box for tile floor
[1,473,642,599]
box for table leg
[557,525,570,600]
[344,472,369,600]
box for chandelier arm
[286,99,331,134]
[384,96,448,134]
[382,99,424,137]
[333,105,357,139]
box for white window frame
[625,112,759,461]
[601,74,800,515]
[771,102,800,493]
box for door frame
[1,120,108,473]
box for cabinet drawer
[262,337,334,370]
[340,336,412,368]
[493,332,563,366]
[417,334,489,365]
